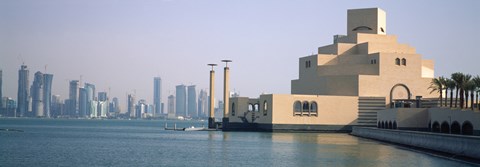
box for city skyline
[1,1,479,110]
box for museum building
[224,8,442,131]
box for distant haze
[1,1,479,110]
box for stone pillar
[223,66,229,119]
[208,64,217,129]
[208,69,215,129]
[222,60,231,130]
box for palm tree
[473,75,480,110]
[477,90,480,110]
[451,72,464,108]
[439,77,448,106]
[465,80,475,110]
[429,77,444,107]
[445,79,456,108]
[463,74,472,109]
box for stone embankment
[351,127,480,160]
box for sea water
[0,118,475,167]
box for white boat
[183,126,205,131]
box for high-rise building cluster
[0,64,224,120]
[0,64,123,118]
[1,65,55,117]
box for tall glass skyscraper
[187,85,197,118]
[84,83,95,116]
[198,89,208,118]
[175,85,186,117]
[68,80,79,117]
[78,88,87,118]
[153,77,162,116]
[167,95,175,119]
[109,97,119,113]
[17,65,29,117]
[43,74,53,118]
[127,94,135,118]
[32,71,44,117]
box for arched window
[310,102,317,116]
[302,101,309,115]
[441,121,450,133]
[395,58,400,65]
[401,58,406,66]
[293,101,302,116]
[254,103,259,112]
[462,121,474,135]
[378,121,381,128]
[451,121,460,134]
[248,103,254,112]
[381,121,385,129]
[231,103,235,116]
[352,26,373,31]
[263,101,268,116]
[388,121,393,129]
[432,121,440,132]
[393,121,397,129]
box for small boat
[182,126,205,131]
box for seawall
[351,127,480,160]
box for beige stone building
[225,8,438,131]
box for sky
[1,0,479,111]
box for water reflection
[0,119,473,167]
[209,132,474,167]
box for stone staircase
[358,97,386,126]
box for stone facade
[227,8,438,131]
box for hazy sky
[1,0,479,110]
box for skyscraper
[17,65,29,117]
[109,97,119,113]
[127,94,135,118]
[32,71,44,117]
[198,89,208,118]
[43,74,53,118]
[68,80,79,117]
[78,88,87,117]
[84,83,95,116]
[98,101,108,118]
[175,85,186,117]
[89,100,98,118]
[167,95,175,119]
[51,95,62,117]
[136,99,147,118]
[153,77,162,116]
[187,85,197,118]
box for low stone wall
[351,127,480,160]
[224,122,354,132]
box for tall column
[222,60,232,130]
[208,64,217,129]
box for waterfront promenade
[351,127,480,161]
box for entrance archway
[432,121,440,132]
[462,121,473,135]
[451,121,461,134]
[441,121,450,133]
[390,84,412,108]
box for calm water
[0,118,476,167]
